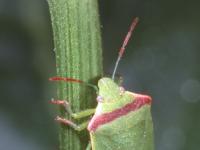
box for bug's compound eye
[96,95,104,102]
[119,86,125,95]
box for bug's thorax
[95,77,134,114]
[97,77,121,101]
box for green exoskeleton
[50,17,154,150]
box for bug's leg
[55,116,89,131]
[71,108,95,119]
[86,142,91,150]
[50,99,95,119]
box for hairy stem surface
[48,0,102,149]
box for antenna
[49,77,98,93]
[112,17,139,80]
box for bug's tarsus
[112,17,139,80]
[55,116,77,127]
[50,99,69,107]
[55,116,89,131]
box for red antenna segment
[112,17,139,80]
[49,77,83,83]
[49,77,98,93]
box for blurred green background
[0,0,200,150]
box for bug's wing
[90,105,154,150]
[141,105,154,150]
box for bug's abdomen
[90,105,154,150]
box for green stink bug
[50,17,154,150]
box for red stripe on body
[88,94,152,132]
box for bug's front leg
[55,116,89,131]
[50,99,95,119]
[86,142,91,150]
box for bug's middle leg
[50,99,95,119]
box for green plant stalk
[48,0,103,149]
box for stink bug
[50,17,154,150]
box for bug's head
[97,77,122,103]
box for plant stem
[48,0,102,149]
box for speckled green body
[90,105,153,150]
[88,78,154,150]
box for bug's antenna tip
[49,77,54,81]
[135,17,139,22]
[112,17,139,80]
[49,77,59,81]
